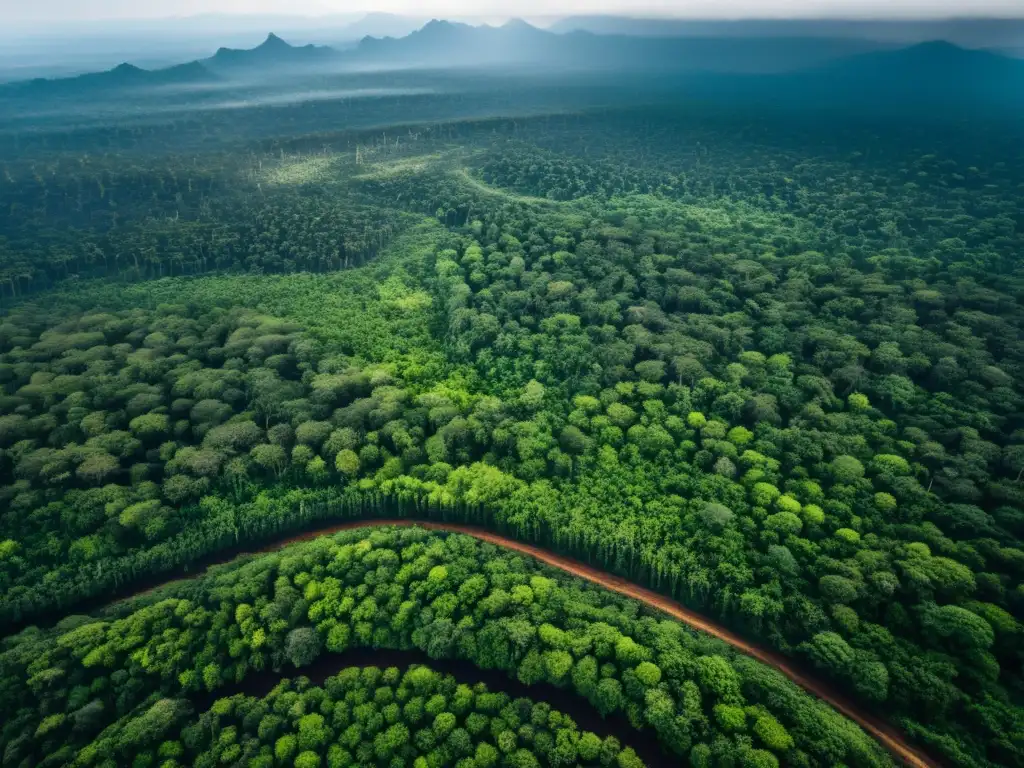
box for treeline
[0,526,889,768]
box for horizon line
[7,11,1024,23]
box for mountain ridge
[786,38,1024,104]
[206,32,336,71]
[3,21,1021,112]
[548,14,1024,48]
[1,57,217,95]
[351,19,886,72]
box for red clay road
[127,519,937,768]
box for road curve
[126,519,936,768]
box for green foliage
[0,528,890,768]
[123,666,625,768]
[2,98,1024,768]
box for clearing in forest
[452,166,558,205]
[263,154,343,186]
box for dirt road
[121,518,937,768]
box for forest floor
[108,519,935,768]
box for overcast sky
[2,0,1022,22]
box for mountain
[353,19,882,73]
[665,40,1024,115]
[355,19,554,67]
[336,13,430,41]
[350,17,1024,106]
[548,15,1024,49]
[205,33,337,72]
[548,16,837,37]
[1,31,337,96]
[0,58,215,98]
[813,39,1021,81]
[4,23,1021,116]
[782,40,1024,107]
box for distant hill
[336,13,430,41]
[205,33,337,72]
[0,31,339,98]
[548,15,1024,49]
[355,19,555,67]
[668,40,1024,115]
[353,18,883,73]
[0,59,215,98]
[811,39,1021,81]
[355,21,1023,111]
[779,40,1024,108]
[3,21,1021,117]
[548,15,852,37]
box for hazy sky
[3,0,1022,22]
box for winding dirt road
[123,519,936,768]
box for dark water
[189,648,676,768]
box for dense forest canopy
[1,527,891,768]
[99,663,649,768]
[0,44,1022,768]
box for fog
[4,5,1024,84]
[172,86,434,110]
[1,85,437,125]
[4,0,1024,22]
[2,2,1022,135]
